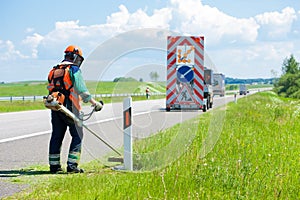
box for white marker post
[123,97,133,170]
[234,93,237,104]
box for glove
[93,101,103,112]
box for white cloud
[170,0,260,44]
[52,4,172,38]
[0,40,28,60]
[55,20,81,30]
[37,20,100,58]
[106,5,130,27]
[105,4,172,33]
[36,4,172,59]
[251,42,293,61]
[255,7,297,39]
[22,33,44,58]
[209,41,295,78]
[127,7,172,29]
[25,28,34,33]
[44,20,90,43]
[256,7,296,25]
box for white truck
[239,84,247,95]
[213,73,225,97]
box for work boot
[50,165,63,174]
[67,165,84,173]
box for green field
[0,81,166,96]
[4,91,299,199]
[0,81,166,112]
[0,82,48,96]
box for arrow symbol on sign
[180,67,193,79]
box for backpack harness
[46,63,81,110]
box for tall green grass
[6,91,300,199]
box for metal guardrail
[0,93,166,102]
[0,96,44,102]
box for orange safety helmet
[64,45,84,67]
[64,45,83,56]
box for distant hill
[225,77,275,85]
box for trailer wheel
[166,107,170,112]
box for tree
[270,69,279,85]
[281,54,299,74]
[149,71,159,82]
[274,54,300,98]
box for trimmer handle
[93,100,104,112]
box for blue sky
[1,0,300,82]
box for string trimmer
[43,92,121,156]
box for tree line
[225,77,275,85]
[113,71,159,82]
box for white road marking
[0,110,157,144]
[0,131,50,143]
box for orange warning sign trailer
[166,36,205,111]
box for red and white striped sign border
[166,36,204,106]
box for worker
[234,92,237,103]
[47,45,103,173]
[146,87,150,99]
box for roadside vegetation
[273,54,300,98]
[5,91,299,199]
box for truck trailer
[166,36,206,111]
[239,84,247,95]
[213,73,225,97]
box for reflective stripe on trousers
[67,151,81,165]
[49,154,60,165]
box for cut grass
[4,91,300,199]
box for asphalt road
[0,93,247,198]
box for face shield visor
[73,54,84,67]
[65,52,84,67]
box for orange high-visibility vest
[47,64,81,110]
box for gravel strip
[0,178,29,199]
